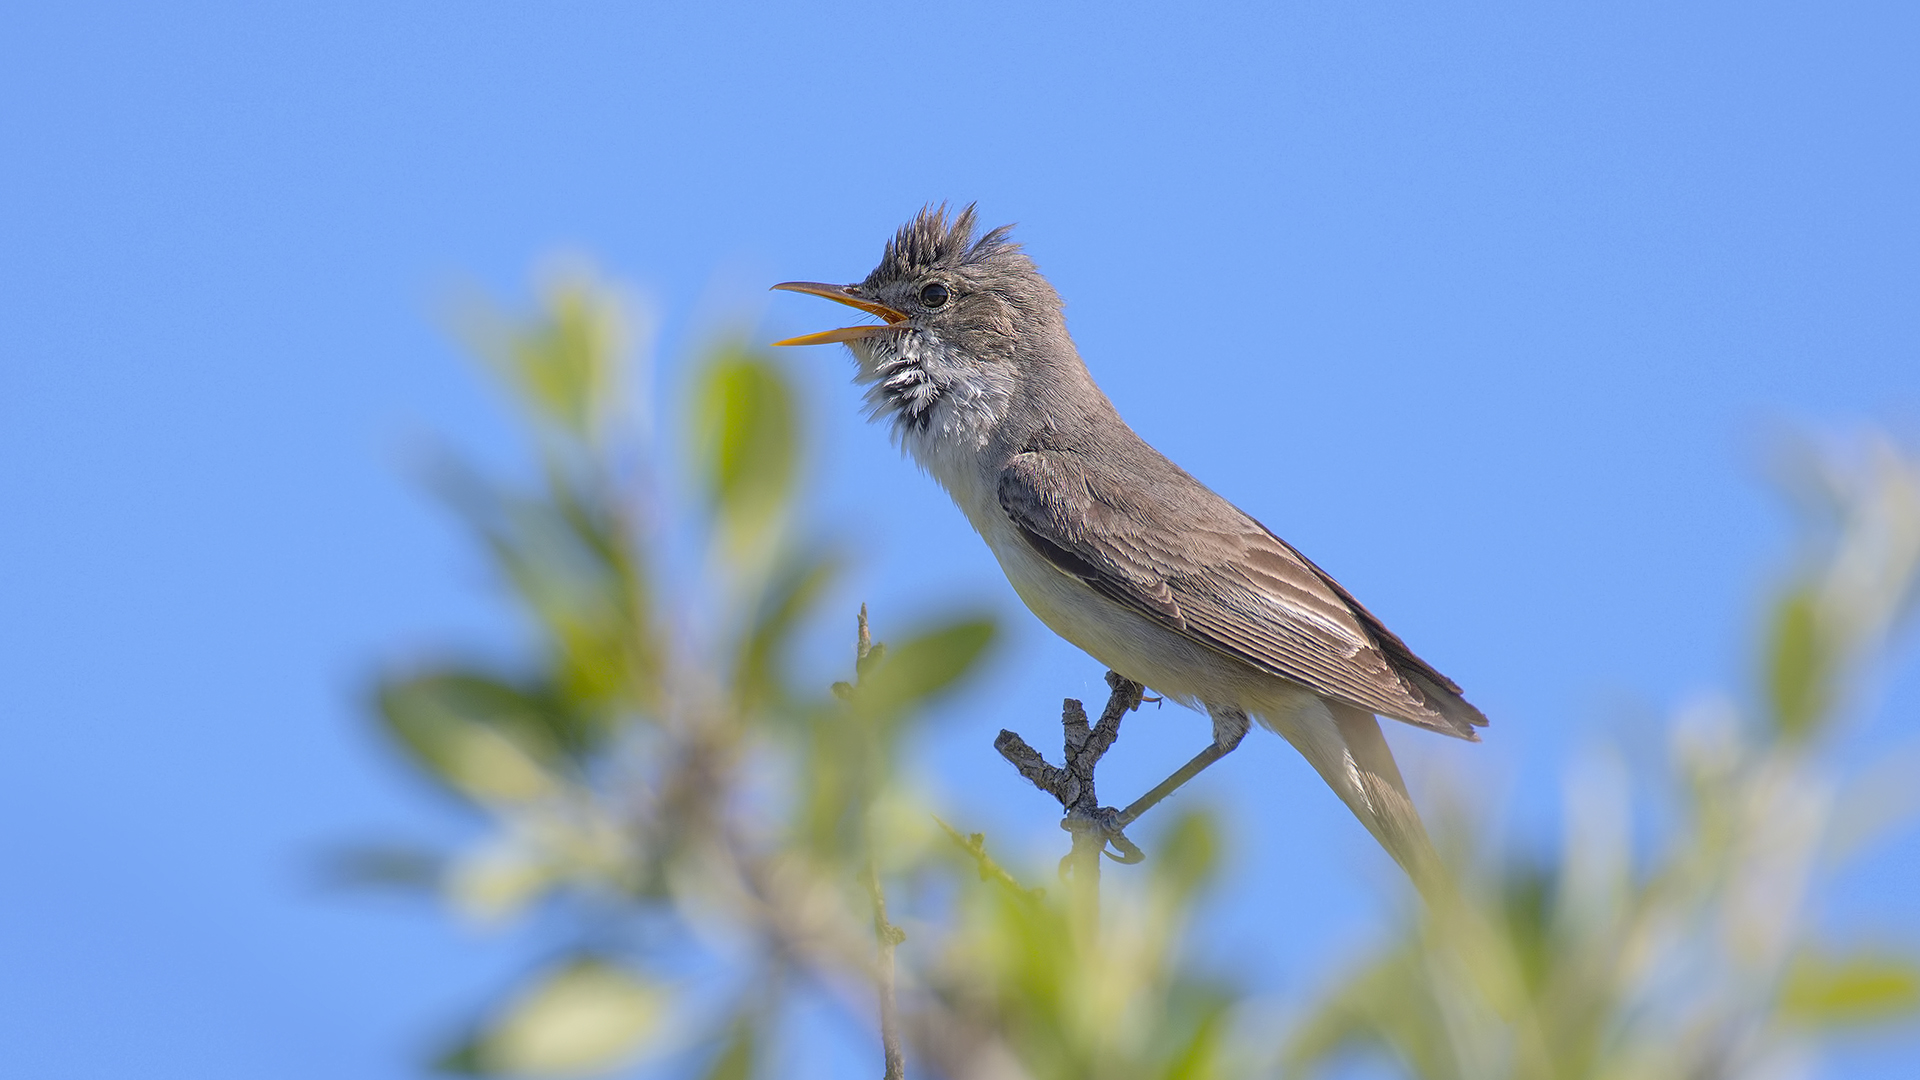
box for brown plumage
[775,205,1486,894]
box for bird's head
[772,204,1064,444]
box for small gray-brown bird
[773,205,1485,889]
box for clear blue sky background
[3,3,1917,1077]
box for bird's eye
[919,282,950,308]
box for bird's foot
[1061,805,1145,866]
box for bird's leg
[1117,706,1249,828]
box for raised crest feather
[874,203,1024,281]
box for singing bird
[773,205,1485,888]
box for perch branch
[993,672,1148,924]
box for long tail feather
[1328,703,1446,895]
[1259,698,1447,900]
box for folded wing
[997,448,1486,739]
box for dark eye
[919,282,950,308]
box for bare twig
[844,604,906,1080]
[863,861,907,1080]
[934,818,1045,901]
[993,672,1147,925]
[832,603,884,702]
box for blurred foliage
[918,810,1240,1080]
[356,270,1918,1078]
[354,270,1241,1079]
[1280,436,1920,1080]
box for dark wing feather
[997,449,1485,738]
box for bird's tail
[1261,700,1448,902]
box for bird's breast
[901,432,1094,644]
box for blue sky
[3,3,1917,1077]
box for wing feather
[997,449,1485,738]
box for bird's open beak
[768,282,909,346]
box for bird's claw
[1062,806,1146,865]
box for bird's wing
[997,449,1483,738]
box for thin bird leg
[1116,706,1249,828]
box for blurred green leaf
[1151,809,1221,903]
[1766,584,1831,740]
[1780,948,1920,1028]
[432,459,654,726]
[440,958,666,1076]
[699,1015,756,1080]
[541,472,656,714]
[856,616,997,718]
[693,349,798,539]
[1157,988,1233,1080]
[316,843,445,892]
[377,670,566,804]
[737,550,840,710]
[449,840,557,925]
[793,616,996,857]
[480,279,625,442]
[1279,946,1451,1080]
[1496,859,1556,995]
